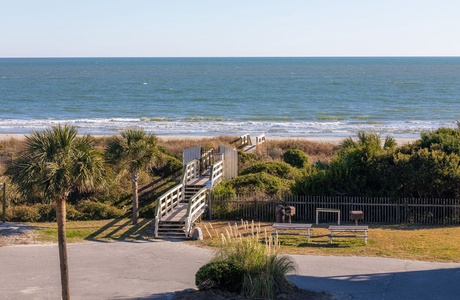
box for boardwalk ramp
[154,148,226,238]
[232,133,266,153]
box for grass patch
[195,221,460,263]
[27,218,155,243]
[23,218,460,263]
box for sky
[1,0,460,57]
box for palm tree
[6,125,105,300]
[105,128,160,225]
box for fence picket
[211,195,460,225]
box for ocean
[1,57,459,139]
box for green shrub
[212,181,236,198]
[153,156,183,178]
[198,227,297,299]
[282,149,310,169]
[8,205,40,222]
[420,127,460,155]
[228,173,291,196]
[195,260,245,292]
[76,200,124,220]
[36,203,56,222]
[66,204,84,221]
[139,203,156,218]
[239,161,299,180]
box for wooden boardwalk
[161,203,188,222]
[187,176,209,186]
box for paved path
[0,241,459,300]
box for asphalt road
[0,241,459,300]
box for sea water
[1,57,459,138]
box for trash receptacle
[284,206,296,223]
[350,210,364,226]
[275,205,285,223]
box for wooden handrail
[210,160,224,186]
[184,187,208,236]
[182,159,200,184]
[255,134,266,146]
[154,183,183,237]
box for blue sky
[1,0,459,57]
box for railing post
[2,182,6,223]
[207,189,212,221]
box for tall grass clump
[196,221,297,299]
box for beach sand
[0,133,417,145]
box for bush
[228,173,291,196]
[8,205,40,222]
[197,226,297,299]
[36,203,82,222]
[139,203,156,218]
[419,127,460,155]
[153,156,183,178]
[36,203,56,222]
[282,149,310,169]
[195,260,245,292]
[76,200,125,220]
[239,161,299,180]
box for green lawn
[196,221,460,263]
[26,219,460,263]
[28,218,155,243]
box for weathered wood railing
[185,187,208,236]
[210,158,224,186]
[232,133,252,148]
[182,159,200,183]
[154,183,183,237]
[200,148,214,173]
[255,134,265,145]
[255,134,266,152]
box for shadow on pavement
[290,267,460,300]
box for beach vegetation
[293,130,460,198]
[282,148,310,169]
[418,127,460,155]
[228,172,291,197]
[5,124,106,300]
[75,200,124,220]
[196,222,297,299]
[152,155,182,179]
[105,128,161,225]
[239,161,300,180]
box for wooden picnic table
[328,225,369,244]
[272,223,313,242]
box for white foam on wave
[0,118,456,138]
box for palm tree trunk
[131,172,139,225]
[56,197,70,300]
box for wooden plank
[272,223,313,242]
[329,225,368,231]
[162,204,188,222]
[328,225,368,244]
[273,223,312,230]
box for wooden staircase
[155,186,206,238]
[154,151,224,239]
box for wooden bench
[272,223,313,242]
[328,225,369,244]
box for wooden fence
[211,195,460,225]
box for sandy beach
[0,133,417,145]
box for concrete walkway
[0,241,459,300]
